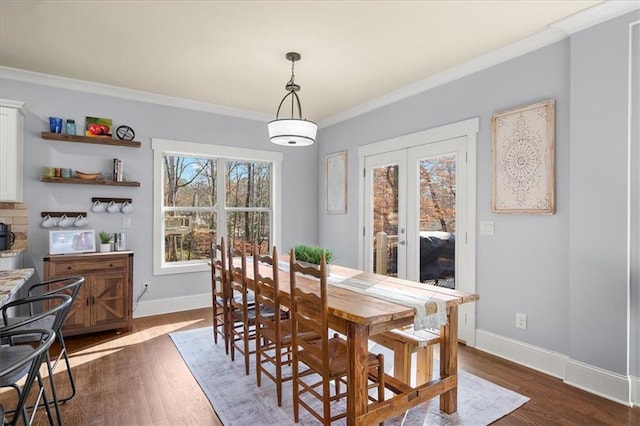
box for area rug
[170,327,528,425]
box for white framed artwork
[326,150,347,214]
[491,100,555,214]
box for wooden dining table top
[244,257,479,334]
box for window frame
[152,138,282,275]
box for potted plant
[98,231,112,253]
[292,244,334,266]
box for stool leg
[393,340,411,385]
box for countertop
[0,268,34,306]
[0,248,26,258]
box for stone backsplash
[0,202,28,250]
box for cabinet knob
[67,266,72,270]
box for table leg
[346,322,369,425]
[440,304,458,413]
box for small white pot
[99,243,111,253]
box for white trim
[151,138,283,275]
[551,1,639,35]
[475,329,568,379]
[632,375,640,407]
[133,292,211,318]
[565,359,632,406]
[0,66,272,123]
[476,329,634,406]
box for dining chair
[211,236,230,354]
[228,240,257,375]
[0,293,73,426]
[290,250,386,424]
[22,275,85,405]
[254,245,318,406]
[0,327,57,426]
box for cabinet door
[91,273,128,327]
[49,277,91,332]
[0,103,24,202]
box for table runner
[275,260,447,330]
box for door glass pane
[418,154,456,287]
[372,164,399,276]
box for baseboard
[565,359,632,406]
[133,292,211,318]
[475,329,633,406]
[632,375,640,407]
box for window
[152,138,282,275]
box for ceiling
[0,1,603,124]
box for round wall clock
[116,125,135,141]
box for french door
[360,120,477,345]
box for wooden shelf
[41,132,141,148]
[40,177,141,187]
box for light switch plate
[122,217,131,228]
[479,221,494,235]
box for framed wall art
[491,100,555,214]
[326,150,347,214]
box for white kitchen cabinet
[0,99,25,202]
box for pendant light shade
[268,52,317,147]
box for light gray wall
[319,40,571,354]
[568,12,636,375]
[318,11,639,376]
[0,79,318,306]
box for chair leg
[55,332,77,403]
[45,351,63,425]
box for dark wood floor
[1,308,637,425]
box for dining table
[242,257,479,425]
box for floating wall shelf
[40,177,141,187]
[41,132,141,148]
[41,211,87,218]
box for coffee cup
[120,201,133,214]
[106,201,120,214]
[61,168,73,178]
[74,215,88,228]
[91,200,106,213]
[41,215,57,228]
[57,214,74,228]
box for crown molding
[0,66,272,123]
[319,1,640,128]
[551,0,639,35]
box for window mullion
[218,158,227,242]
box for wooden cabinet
[0,100,25,201]
[43,251,133,336]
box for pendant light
[267,52,317,146]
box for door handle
[398,240,406,246]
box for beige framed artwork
[491,100,555,214]
[326,150,347,214]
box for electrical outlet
[143,281,151,292]
[122,217,131,228]
[515,312,527,330]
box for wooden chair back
[210,236,229,351]
[253,245,281,334]
[289,250,329,372]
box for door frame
[357,117,479,346]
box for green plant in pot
[292,244,334,266]
[98,231,112,253]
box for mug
[91,200,106,213]
[49,117,63,133]
[58,214,74,228]
[106,201,120,214]
[41,215,57,228]
[120,201,133,214]
[43,167,55,178]
[74,215,88,228]
[61,168,73,178]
